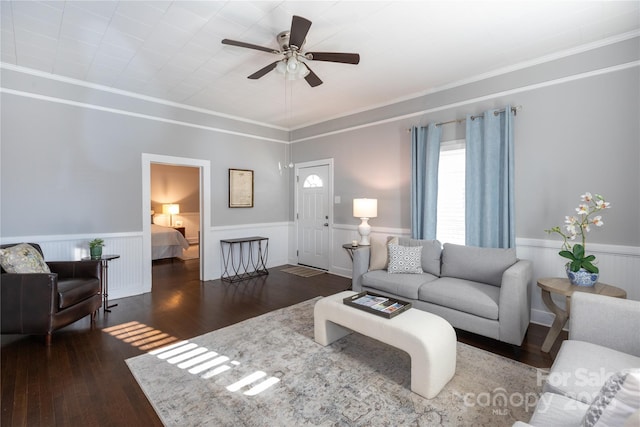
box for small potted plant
[89,238,105,260]
[545,192,611,286]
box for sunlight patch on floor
[151,340,280,396]
[105,321,280,396]
[103,321,179,352]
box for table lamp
[162,203,180,227]
[353,198,377,246]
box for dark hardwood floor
[1,259,566,426]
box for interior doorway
[150,163,200,264]
[141,154,211,293]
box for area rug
[280,265,326,277]
[126,298,541,426]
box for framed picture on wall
[229,168,254,208]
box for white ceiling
[1,1,639,130]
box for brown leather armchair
[1,243,102,345]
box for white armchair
[514,292,640,426]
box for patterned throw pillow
[582,369,640,427]
[387,244,423,274]
[0,243,51,273]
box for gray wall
[0,72,290,237]
[292,36,640,247]
[151,164,200,213]
[1,36,638,249]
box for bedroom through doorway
[150,163,201,282]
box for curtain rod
[406,105,522,132]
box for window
[436,140,465,245]
[303,174,323,188]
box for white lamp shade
[162,204,180,215]
[353,198,377,218]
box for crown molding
[0,62,289,132]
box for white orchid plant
[545,192,611,273]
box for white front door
[297,164,330,270]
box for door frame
[141,153,212,292]
[294,158,334,268]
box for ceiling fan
[221,15,360,87]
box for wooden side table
[537,277,627,352]
[172,226,186,238]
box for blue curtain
[411,124,442,239]
[465,106,515,248]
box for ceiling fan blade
[304,66,323,87]
[248,61,280,79]
[306,52,360,65]
[222,39,279,54]
[289,15,312,50]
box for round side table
[82,254,120,312]
[537,277,626,353]
[342,243,365,261]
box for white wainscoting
[329,224,411,279]
[2,222,291,301]
[0,233,146,301]
[516,238,640,327]
[208,222,290,280]
[5,228,636,328]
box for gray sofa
[352,237,533,346]
[514,292,640,426]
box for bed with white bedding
[151,224,190,260]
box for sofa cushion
[418,277,500,320]
[441,243,516,287]
[368,235,398,271]
[362,269,437,300]
[543,341,640,404]
[397,237,442,276]
[582,369,640,427]
[57,278,101,310]
[0,243,51,274]
[388,244,423,274]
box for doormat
[280,266,326,277]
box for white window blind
[436,140,466,245]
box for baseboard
[530,308,555,328]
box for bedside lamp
[162,203,180,227]
[353,198,377,246]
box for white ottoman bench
[314,291,457,399]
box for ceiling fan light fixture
[275,60,287,74]
[286,56,300,72]
[223,15,359,87]
[298,62,310,78]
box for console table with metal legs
[220,237,269,283]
